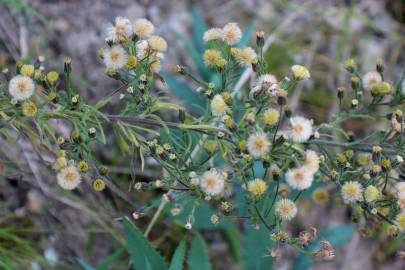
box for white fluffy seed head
[103,45,128,69]
[199,169,225,196]
[289,116,313,143]
[106,16,132,43]
[57,165,81,190]
[210,94,229,116]
[222,23,242,45]
[395,182,405,200]
[8,75,35,101]
[291,65,310,80]
[341,181,363,203]
[257,74,277,86]
[247,132,271,158]
[148,35,167,52]
[305,150,320,173]
[133,18,155,38]
[362,71,382,91]
[136,40,149,60]
[235,47,257,67]
[364,185,380,202]
[275,198,297,221]
[285,166,314,190]
[203,28,223,43]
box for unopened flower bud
[221,91,232,105]
[256,31,265,47]
[64,57,72,73]
[344,58,356,73]
[88,127,97,138]
[211,214,220,225]
[175,65,185,74]
[372,146,382,162]
[171,204,182,216]
[78,161,89,173]
[376,58,384,73]
[71,131,81,143]
[203,140,218,155]
[185,220,193,230]
[163,192,173,202]
[351,76,360,89]
[284,106,292,118]
[337,86,345,99]
[351,99,358,108]
[92,178,106,191]
[291,65,310,81]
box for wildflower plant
[2,14,405,268]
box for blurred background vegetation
[0,0,404,269]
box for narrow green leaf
[161,72,206,115]
[77,259,97,270]
[191,7,208,53]
[172,30,210,80]
[188,233,212,270]
[238,21,256,47]
[169,238,187,270]
[123,218,167,270]
[94,97,112,110]
[223,227,242,262]
[97,246,126,270]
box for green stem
[265,180,279,218]
[254,204,273,231]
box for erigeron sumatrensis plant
[1,16,405,265]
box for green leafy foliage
[97,247,126,270]
[188,233,212,270]
[242,225,274,270]
[172,201,242,263]
[0,0,47,25]
[223,226,243,262]
[161,72,207,115]
[123,218,168,270]
[191,8,208,56]
[169,238,187,270]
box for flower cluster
[1,16,405,262]
[103,17,166,73]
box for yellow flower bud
[92,178,106,191]
[46,71,59,85]
[262,108,280,126]
[22,101,38,117]
[20,64,35,77]
[248,179,267,198]
[125,55,138,69]
[312,188,329,204]
[343,58,356,73]
[215,58,227,68]
[291,65,310,80]
[78,161,89,173]
[364,185,380,202]
[203,140,218,155]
